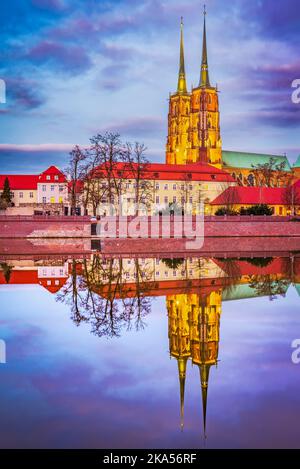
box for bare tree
[125,142,153,214]
[65,145,86,215]
[282,179,300,216]
[252,157,287,187]
[88,132,128,215]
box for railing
[0,214,298,223]
[0,215,91,222]
[204,215,296,222]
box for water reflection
[1,252,299,440]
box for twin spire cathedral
[166,8,222,168]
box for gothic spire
[199,5,210,87]
[177,357,188,431]
[199,363,211,438]
[177,17,187,94]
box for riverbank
[1,215,300,240]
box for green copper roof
[293,155,300,168]
[222,282,290,301]
[222,150,291,171]
[294,284,300,296]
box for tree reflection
[56,256,154,338]
[248,274,289,300]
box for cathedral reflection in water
[0,253,297,434]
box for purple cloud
[27,40,92,74]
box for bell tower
[166,18,191,165]
[166,8,222,168]
[189,6,222,168]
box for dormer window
[54,175,59,180]
[46,175,51,180]
[211,174,216,180]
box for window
[59,197,63,203]
[42,197,46,203]
[173,184,177,190]
[155,196,160,204]
[19,192,23,198]
[181,184,184,191]
[55,280,59,286]
[47,280,51,286]
[51,185,55,191]
[165,271,169,277]
[164,184,168,190]
[247,174,255,186]
[164,196,168,204]
[30,192,33,198]
[11,192,14,198]
[50,197,55,203]
[155,183,159,190]
[156,259,160,265]
[54,175,59,180]
[156,271,159,276]
[59,185,64,192]
[173,196,177,203]
[59,269,64,275]
[189,196,193,204]
[42,185,46,191]
[189,184,193,190]
[46,175,51,180]
[173,270,177,277]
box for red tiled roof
[38,165,67,183]
[0,270,67,293]
[0,175,39,190]
[92,162,235,183]
[210,186,287,205]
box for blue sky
[0,0,300,172]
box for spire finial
[177,17,187,94]
[177,358,188,431]
[199,4,210,87]
[199,364,211,439]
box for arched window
[247,173,255,186]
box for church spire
[199,5,210,88]
[199,364,211,438]
[177,17,187,94]
[177,357,188,431]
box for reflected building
[1,252,299,434]
[167,290,221,435]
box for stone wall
[0,216,91,238]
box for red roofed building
[210,184,300,216]
[0,166,68,212]
[86,161,236,215]
[37,166,68,205]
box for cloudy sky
[0,0,299,173]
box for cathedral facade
[166,12,222,168]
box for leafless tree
[125,142,153,214]
[65,145,86,215]
[251,157,287,187]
